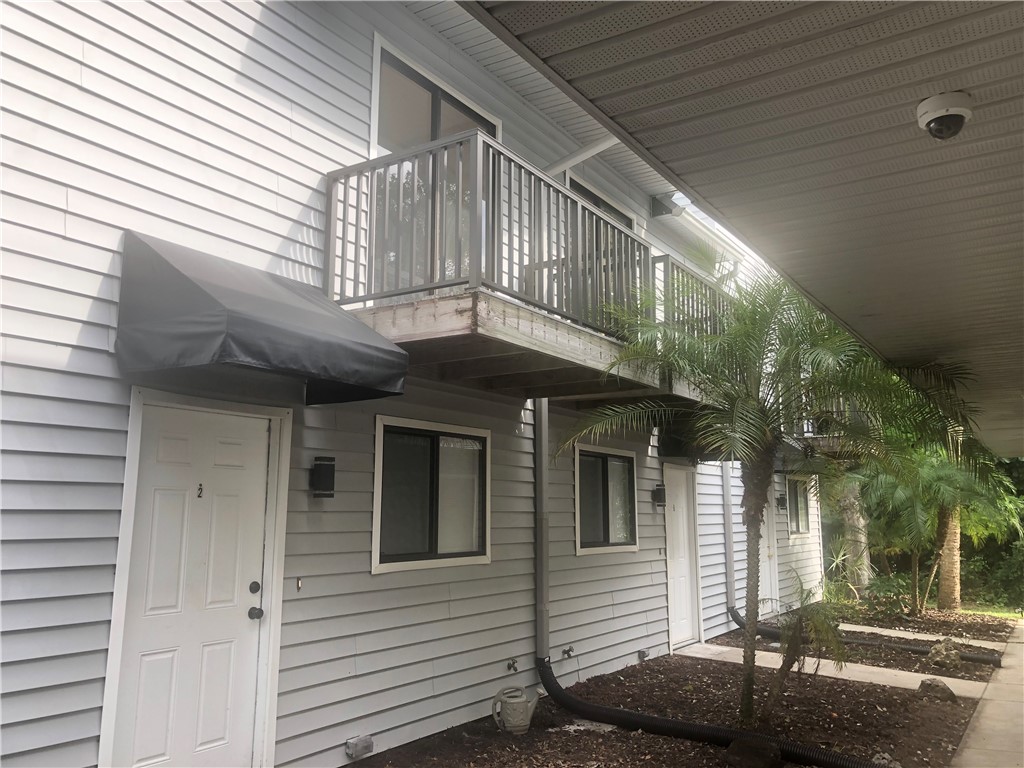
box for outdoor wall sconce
[651,483,667,507]
[310,456,336,498]
[776,494,788,511]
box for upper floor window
[787,478,810,534]
[576,445,638,554]
[377,49,496,154]
[569,178,634,230]
[372,415,490,573]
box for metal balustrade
[652,254,729,337]
[324,129,727,339]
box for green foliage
[961,539,1024,609]
[759,580,845,725]
[861,574,913,618]
[568,269,977,723]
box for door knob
[248,607,264,620]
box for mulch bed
[359,654,976,768]
[708,626,1000,682]
[831,605,1015,642]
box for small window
[377,49,496,154]
[575,446,638,553]
[788,478,810,534]
[373,416,490,572]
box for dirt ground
[708,626,1002,682]
[831,605,1015,642]
[360,653,979,768]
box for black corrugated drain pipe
[727,607,1001,667]
[536,657,876,768]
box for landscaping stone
[918,677,958,703]
[927,638,962,669]
[871,752,904,768]
[723,736,783,768]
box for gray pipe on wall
[534,398,550,659]
[721,461,737,609]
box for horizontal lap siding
[774,475,825,610]
[546,412,668,686]
[696,461,747,640]
[0,2,375,765]
[275,381,536,767]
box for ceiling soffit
[462,1,1024,456]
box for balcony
[324,130,716,403]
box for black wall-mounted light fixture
[776,494,788,511]
[651,483,667,507]
[310,456,336,498]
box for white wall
[276,380,537,766]
[546,412,670,685]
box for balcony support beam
[544,134,620,176]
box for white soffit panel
[461,1,1024,457]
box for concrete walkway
[678,642,987,698]
[839,623,1006,652]
[950,620,1023,768]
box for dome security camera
[917,92,973,140]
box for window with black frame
[576,447,637,551]
[375,417,489,568]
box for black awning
[115,232,407,405]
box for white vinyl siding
[773,474,825,610]
[693,461,748,640]
[547,413,669,687]
[1,3,377,763]
[275,380,535,766]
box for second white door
[664,464,698,648]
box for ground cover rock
[926,638,961,669]
[871,752,903,768]
[918,677,958,702]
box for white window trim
[787,476,811,536]
[370,33,503,159]
[575,443,640,555]
[372,414,492,574]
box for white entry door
[112,405,270,767]
[664,464,698,647]
[759,507,780,618]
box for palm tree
[571,272,972,724]
[859,443,1022,612]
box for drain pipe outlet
[534,398,550,661]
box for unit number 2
[197,483,204,498]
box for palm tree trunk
[878,550,892,576]
[937,506,962,610]
[738,454,775,726]
[837,483,871,591]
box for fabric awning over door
[115,231,407,405]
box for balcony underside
[352,288,697,406]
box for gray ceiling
[463,1,1024,457]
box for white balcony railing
[324,129,726,340]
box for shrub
[862,574,912,618]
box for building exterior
[0,3,823,766]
